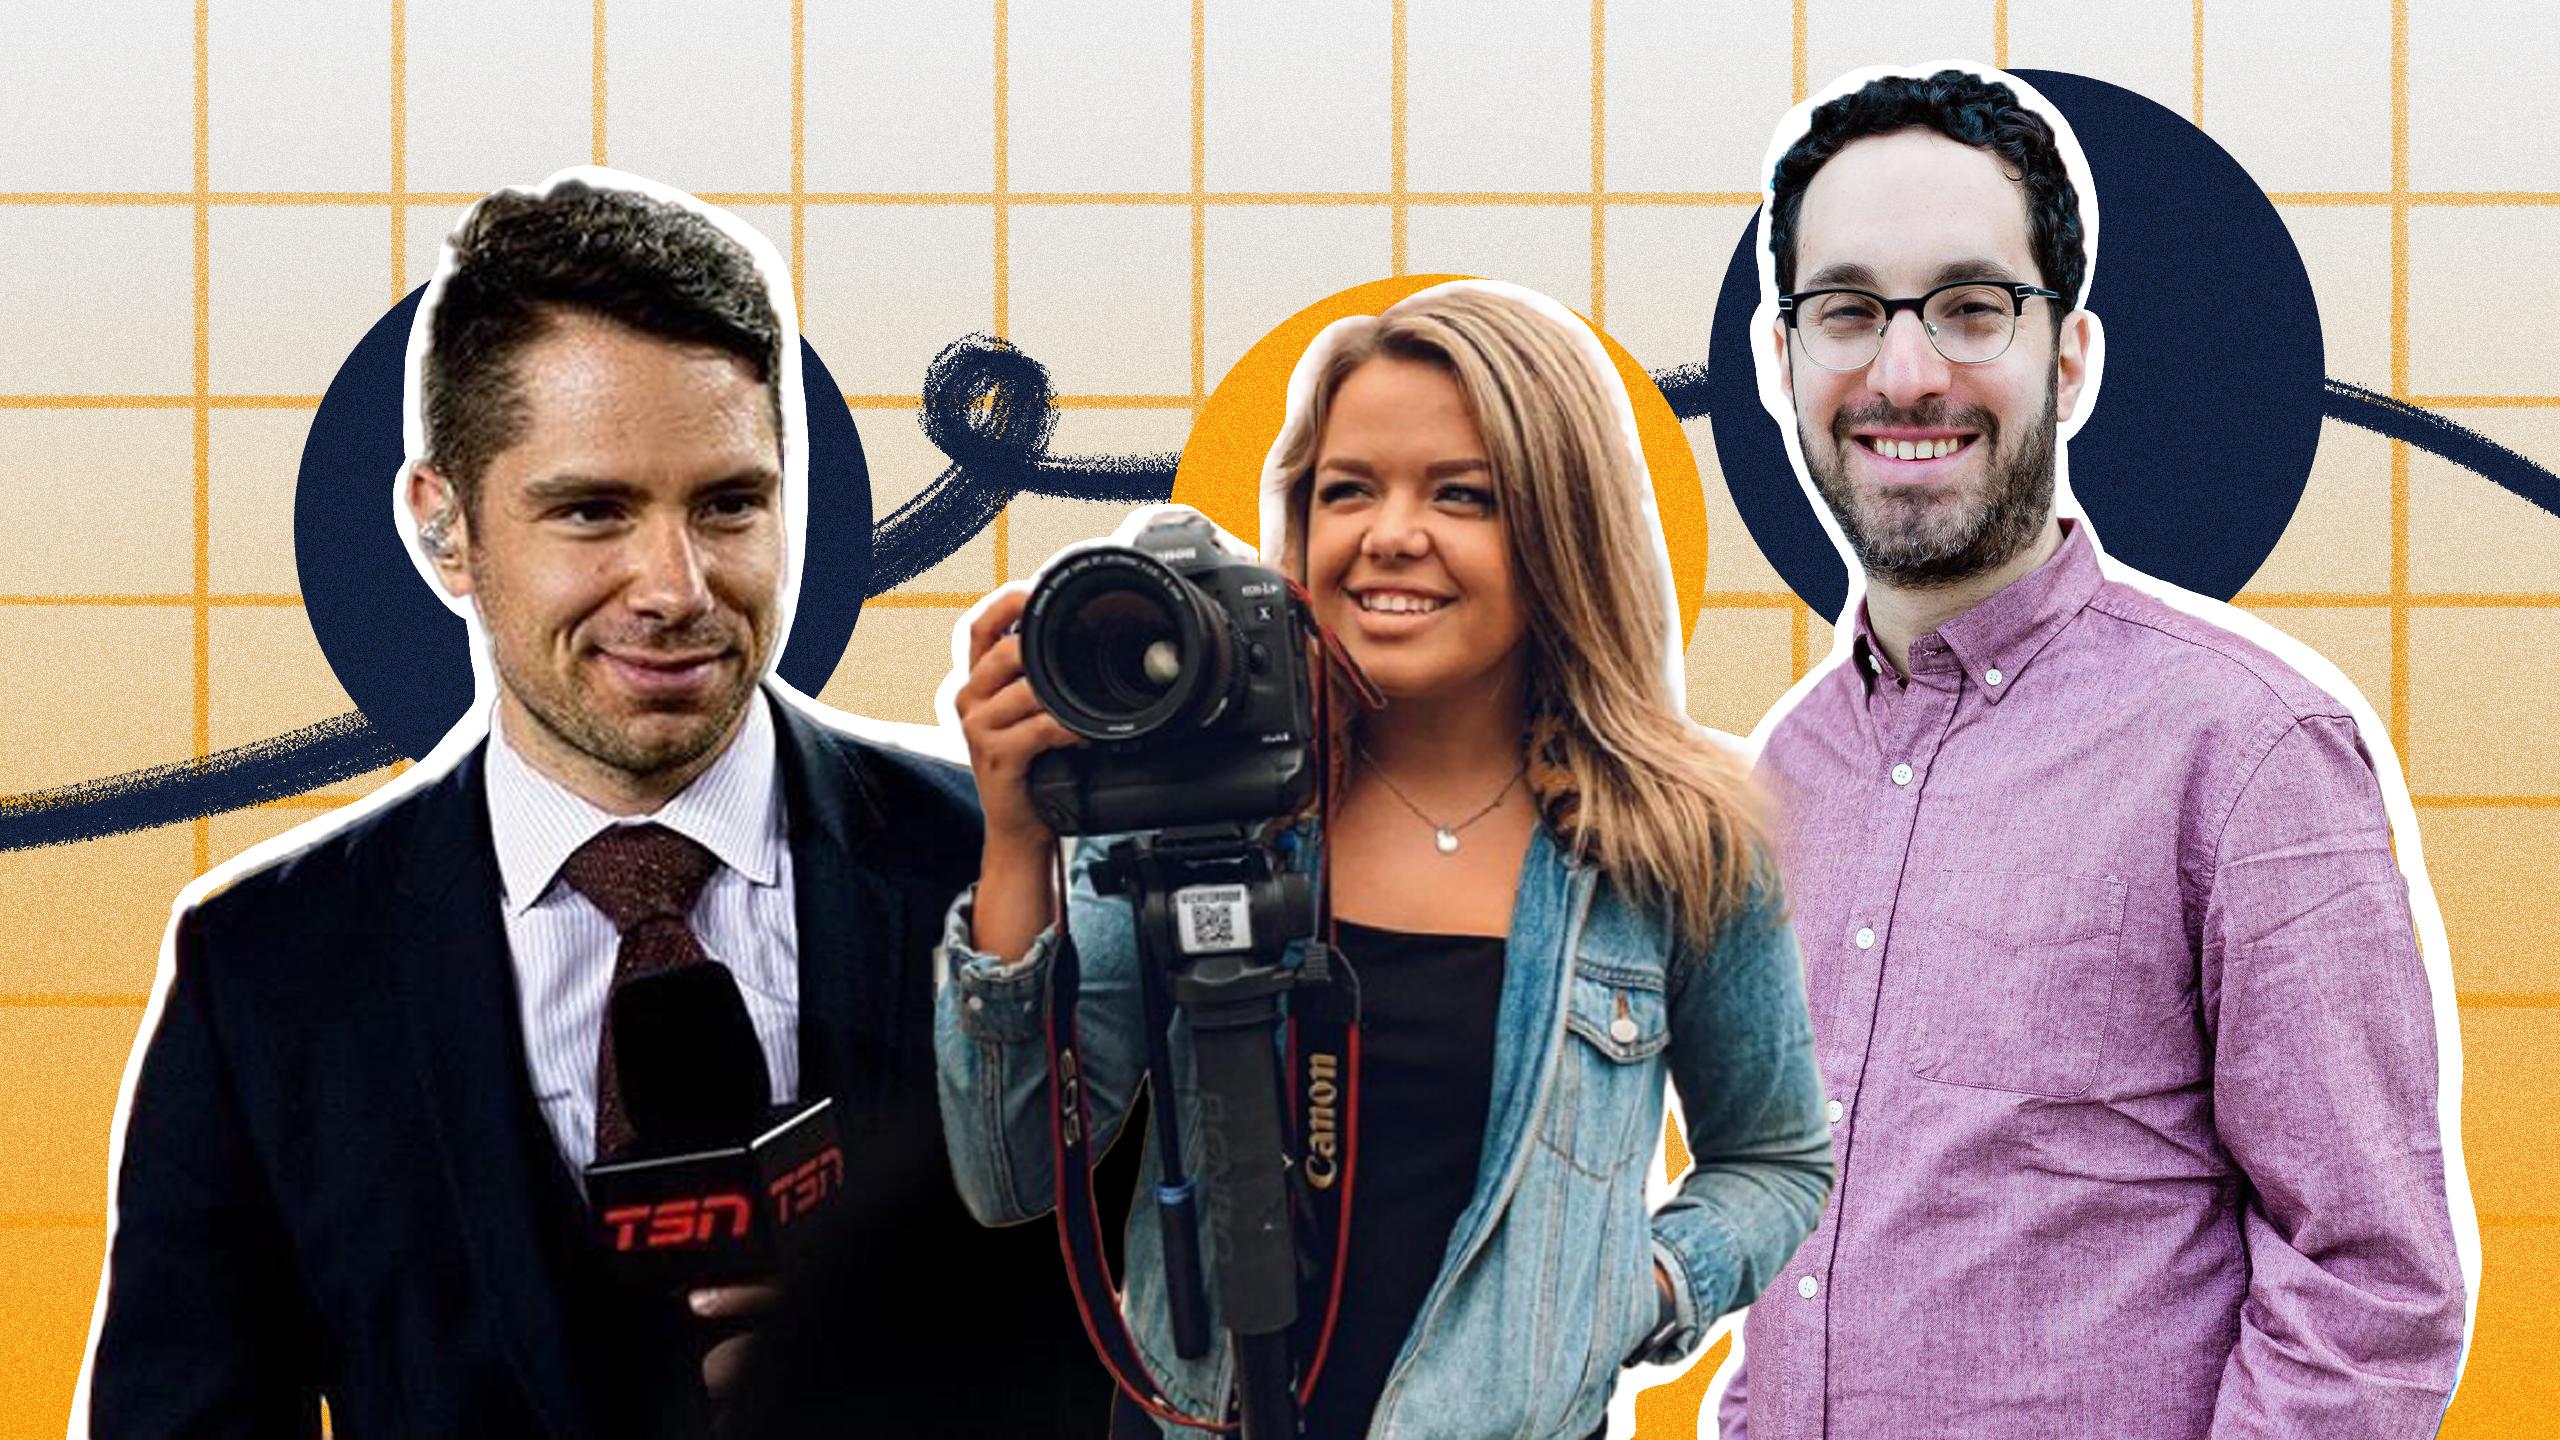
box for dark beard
[1802,365,2058,590]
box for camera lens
[1021,547,1236,741]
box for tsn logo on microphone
[601,1145,847,1254]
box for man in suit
[81,177,1109,1437]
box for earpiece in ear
[419,505,457,560]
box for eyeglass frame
[1777,279,2066,371]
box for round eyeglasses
[1779,280,2064,371]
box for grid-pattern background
[1,1,2553,1434]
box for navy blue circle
[1707,69,2326,616]
[294,288,872,760]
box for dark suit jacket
[88,694,1115,1438]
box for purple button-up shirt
[1721,523,2464,1439]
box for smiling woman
[937,280,1835,1440]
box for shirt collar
[1849,519,2102,705]
[484,695,785,915]
[1934,518,2102,704]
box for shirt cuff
[1633,1235,1701,1366]
[936,883,1058,1045]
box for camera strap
[1042,851,1364,1432]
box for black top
[1110,919,1505,1440]
[1293,918,1507,1439]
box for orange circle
[1171,275,1710,641]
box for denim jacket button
[1609,1015,1639,1044]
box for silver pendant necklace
[1357,744,1527,855]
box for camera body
[1020,512,1317,835]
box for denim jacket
[933,824,1833,1438]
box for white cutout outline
[1677,59,2481,1440]
[72,168,966,1438]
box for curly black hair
[422,180,782,511]
[1769,69,2085,311]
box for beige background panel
[2008,0,2192,119]
[2407,0,2560,192]
[2240,605,2394,733]
[0,829,191,997]
[0,208,195,397]
[2241,421,2393,596]
[0,1228,111,1438]
[2409,609,2560,796]
[3,2,2558,1435]
[601,0,795,194]
[2407,207,2560,399]
[804,0,997,193]
[2408,409,2560,594]
[204,0,391,193]
[816,605,962,727]
[1204,1,1396,193]
[0,1,195,193]
[2420,807,2560,995]
[0,411,196,596]
[208,207,401,396]
[2458,1008,2560,1218]
[0,609,193,794]
[1686,603,1799,737]
[0,1009,147,1218]
[207,408,318,597]
[2281,205,2393,396]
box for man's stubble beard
[475,569,765,788]
[1802,362,2058,591]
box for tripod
[1092,824,1318,1440]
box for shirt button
[1610,1015,1640,1044]
[1984,667,2004,687]
[1827,1099,1844,1124]
[965,994,985,1013]
[1854,926,1876,950]
[1798,1275,1819,1299]
[1890,762,1913,786]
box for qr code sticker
[1175,885,1253,955]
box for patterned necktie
[558,823,723,1162]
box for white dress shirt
[483,698,800,1175]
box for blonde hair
[1271,286,1769,952]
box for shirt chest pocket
[1540,962,1671,1178]
[1901,869,2127,1098]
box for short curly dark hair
[1769,69,2085,312]
[422,180,782,513]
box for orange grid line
[1589,0,1606,326]
[2406,395,2560,409]
[591,0,608,165]
[1191,0,1207,403]
[191,0,210,879]
[791,0,807,331]
[992,0,1010,580]
[2388,0,2411,773]
[390,0,407,304]
[0,1215,109,1229]
[2191,0,2206,128]
[2239,592,2560,609]
[1390,0,1408,274]
[0,594,304,608]
[1791,0,1807,105]
[11,188,2560,210]
[1993,0,2009,70]
[0,395,322,409]
[0,994,147,1008]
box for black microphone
[583,965,846,1290]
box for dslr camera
[1019,511,1318,835]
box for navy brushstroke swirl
[2,347,2552,853]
